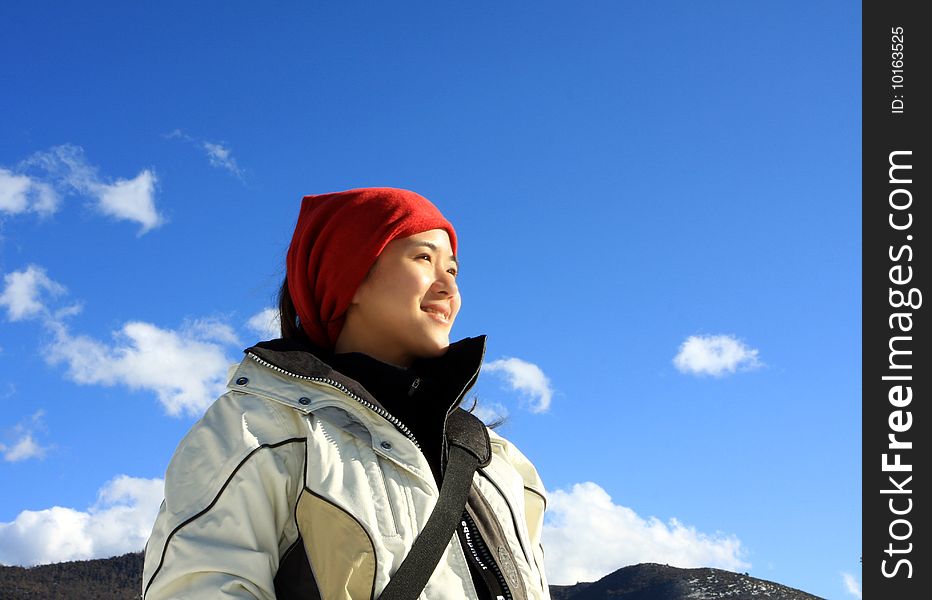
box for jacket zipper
[246,352,421,448]
[462,512,512,600]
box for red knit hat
[286,187,457,349]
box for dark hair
[278,277,306,340]
[464,395,507,429]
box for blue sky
[0,2,860,598]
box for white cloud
[183,317,240,346]
[483,357,553,413]
[2,264,235,416]
[0,168,30,214]
[842,572,862,599]
[0,432,46,462]
[46,319,237,417]
[94,170,162,233]
[543,482,749,585]
[25,143,97,190]
[203,142,244,178]
[0,475,163,566]
[0,265,66,322]
[673,334,762,377]
[20,144,163,234]
[0,168,59,216]
[165,130,245,179]
[1,411,51,462]
[246,307,281,340]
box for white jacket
[143,337,550,600]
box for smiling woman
[141,187,551,600]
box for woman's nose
[433,268,458,296]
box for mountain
[0,554,823,599]
[0,553,142,600]
[551,563,824,600]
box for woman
[142,187,550,600]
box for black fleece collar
[245,335,487,418]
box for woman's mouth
[421,305,451,323]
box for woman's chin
[413,337,451,360]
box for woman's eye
[416,254,455,276]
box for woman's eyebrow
[411,241,458,264]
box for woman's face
[335,228,460,367]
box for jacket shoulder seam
[143,437,308,598]
[523,485,547,510]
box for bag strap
[378,409,491,600]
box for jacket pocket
[361,446,402,538]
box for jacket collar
[245,335,487,417]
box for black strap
[378,410,491,600]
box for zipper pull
[408,377,421,397]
